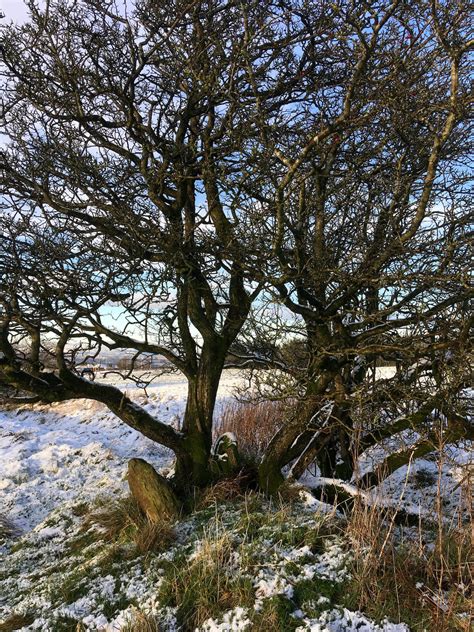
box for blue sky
[1,0,29,23]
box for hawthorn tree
[0,0,472,502]
[0,0,282,493]
[231,0,473,491]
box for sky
[0,0,29,23]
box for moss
[258,462,285,496]
[293,577,340,613]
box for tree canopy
[0,0,472,498]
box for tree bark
[258,368,336,493]
[174,342,226,489]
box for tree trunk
[258,399,320,494]
[174,343,226,490]
[258,368,336,494]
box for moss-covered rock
[127,458,180,524]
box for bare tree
[231,0,473,491]
[0,0,472,502]
[0,0,279,493]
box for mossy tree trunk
[174,341,227,491]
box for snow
[296,609,409,631]
[201,607,252,631]
[0,371,240,532]
[0,370,471,631]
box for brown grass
[194,473,248,510]
[0,514,21,540]
[83,496,175,555]
[214,399,286,461]
[343,496,473,631]
[0,613,35,632]
[121,609,163,631]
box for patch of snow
[201,606,252,631]
[296,608,409,631]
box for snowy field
[0,371,244,533]
[0,370,472,631]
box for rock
[213,432,240,476]
[127,458,180,523]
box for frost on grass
[295,608,409,631]
[1,374,471,631]
[0,485,391,631]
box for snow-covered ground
[0,371,472,631]
[0,371,240,533]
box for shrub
[214,400,286,462]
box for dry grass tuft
[121,609,162,631]
[83,496,175,555]
[214,399,286,461]
[343,496,473,631]
[0,613,35,631]
[0,514,21,540]
[194,471,253,510]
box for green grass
[252,595,297,631]
[56,567,92,605]
[47,615,84,632]
[14,484,459,632]
[158,538,255,631]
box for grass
[0,514,21,541]
[156,492,347,630]
[57,567,92,605]
[0,614,35,632]
[50,485,472,630]
[121,610,163,631]
[214,399,287,462]
[158,521,255,630]
[82,496,176,555]
[341,497,473,632]
[4,457,471,632]
[252,595,297,631]
[193,472,249,510]
[48,615,86,631]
